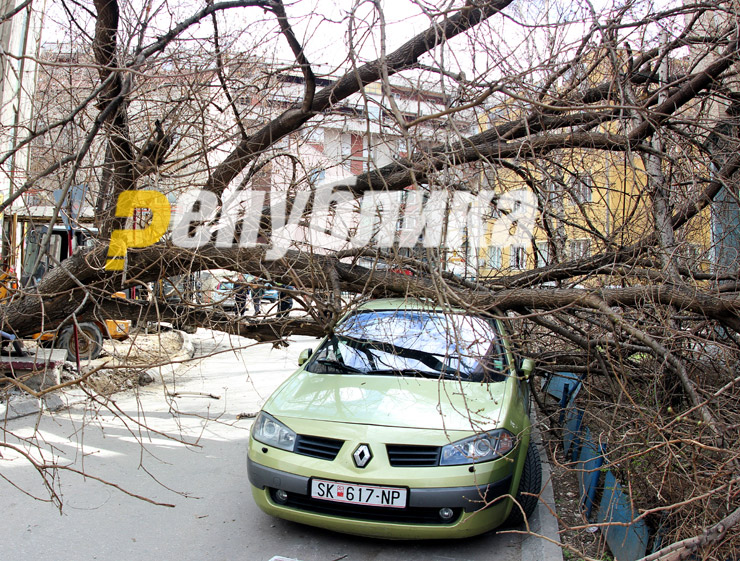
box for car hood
[264,370,509,432]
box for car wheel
[505,439,542,526]
[57,322,104,361]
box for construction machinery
[17,224,131,361]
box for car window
[306,309,508,382]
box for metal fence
[544,372,651,561]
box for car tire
[505,439,542,527]
[57,322,104,362]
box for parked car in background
[250,276,279,302]
[213,276,279,313]
[213,280,238,311]
[247,298,541,539]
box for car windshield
[306,309,508,382]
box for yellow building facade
[476,137,711,279]
[475,49,712,280]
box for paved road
[0,329,560,561]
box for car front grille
[269,489,461,525]
[295,434,344,460]
[386,444,441,467]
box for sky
[38,0,684,96]
[40,0,512,76]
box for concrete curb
[520,421,563,561]
[0,393,63,420]
[1,329,194,422]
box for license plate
[310,479,407,508]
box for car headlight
[440,429,515,465]
[252,412,297,452]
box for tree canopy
[1,0,740,558]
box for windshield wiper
[336,334,462,376]
[316,358,363,374]
[366,368,460,380]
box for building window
[309,168,326,185]
[680,243,700,268]
[487,246,502,269]
[569,239,590,259]
[544,180,559,206]
[401,193,417,231]
[511,245,526,269]
[395,139,408,159]
[536,241,551,267]
[568,174,593,204]
[252,166,272,192]
[341,134,351,158]
[363,139,378,172]
[303,128,324,152]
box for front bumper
[248,457,515,539]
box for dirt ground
[64,327,187,396]
[540,423,611,561]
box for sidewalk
[522,422,563,561]
[0,326,194,421]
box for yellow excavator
[12,224,131,361]
[0,268,17,300]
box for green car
[247,298,541,539]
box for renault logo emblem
[352,444,372,468]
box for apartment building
[475,49,712,280]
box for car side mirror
[298,348,313,366]
[520,358,535,380]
